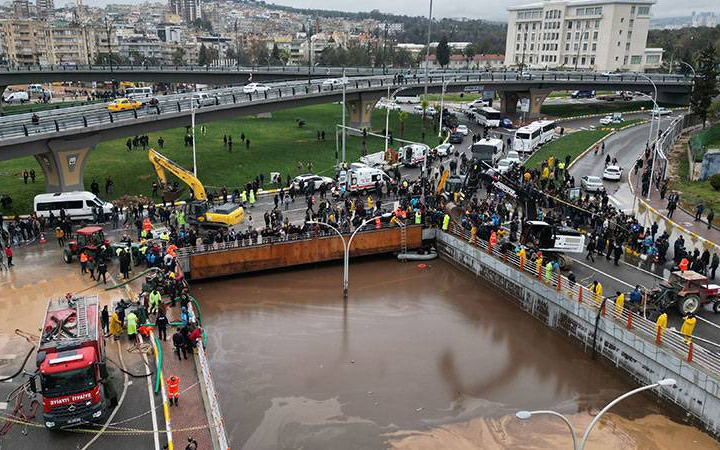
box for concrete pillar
[499,91,519,115]
[34,139,96,193]
[528,89,552,118]
[0,86,6,116]
[346,94,378,131]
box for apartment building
[168,0,201,23]
[36,0,54,20]
[504,0,663,72]
[0,19,97,65]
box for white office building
[504,0,663,72]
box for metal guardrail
[195,339,229,450]
[0,72,692,144]
[444,223,720,376]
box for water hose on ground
[106,355,154,378]
[0,347,35,383]
[154,335,163,394]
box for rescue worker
[442,213,450,231]
[240,190,247,206]
[109,310,123,340]
[681,313,697,344]
[149,289,161,315]
[126,310,138,343]
[249,189,256,207]
[167,375,180,406]
[173,328,188,360]
[592,280,603,306]
[545,261,553,284]
[655,310,668,341]
[79,251,89,274]
[156,309,169,341]
[679,257,689,272]
[55,227,65,247]
[614,291,625,318]
[414,209,422,225]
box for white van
[28,84,44,94]
[3,91,29,104]
[535,119,557,144]
[400,143,430,167]
[34,191,113,220]
[513,123,542,154]
[339,164,393,193]
[126,86,154,100]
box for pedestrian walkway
[156,301,213,450]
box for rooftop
[508,0,656,11]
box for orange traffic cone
[40,233,46,244]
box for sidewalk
[157,301,213,450]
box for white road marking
[568,256,635,289]
[620,260,666,281]
[0,402,7,410]
[0,355,17,360]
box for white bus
[536,119,557,144]
[513,123,542,154]
[34,191,114,220]
[474,107,501,128]
[125,86,154,99]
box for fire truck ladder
[399,223,408,261]
[75,298,88,338]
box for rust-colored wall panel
[189,226,422,280]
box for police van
[34,191,114,220]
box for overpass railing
[443,223,720,377]
[0,72,692,143]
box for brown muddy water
[195,257,718,449]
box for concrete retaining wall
[187,225,423,280]
[436,231,720,436]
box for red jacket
[4,247,11,257]
[189,327,202,343]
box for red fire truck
[32,295,114,428]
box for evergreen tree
[198,44,208,66]
[270,43,282,65]
[690,45,720,127]
[464,45,476,69]
[172,48,186,66]
[436,35,451,69]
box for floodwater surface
[196,258,718,449]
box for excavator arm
[147,148,207,201]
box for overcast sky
[264,0,720,21]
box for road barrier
[438,224,720,436]
[195,340,229,450]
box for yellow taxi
[107,98,143,112]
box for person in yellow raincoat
[655,311,667,340]
[681,313,697,344]
[614,291,625,318]
[109,311,122,340]
[592,280,603,306]
[545,261,553,284]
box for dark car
[448,132,464,144]
[499,117,514,129]
[571,90,595,99]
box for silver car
[581,175,605,193]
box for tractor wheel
[713,301,720,314]
[677,295,700,316]
[63,251,73,264]
[555,254,569,270]
[644,306,661,322]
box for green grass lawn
[673,145,720,220]
[540,101,658,118]
[0,103,430,214]
[524,119,644,168]
[421,93,481,103]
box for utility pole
[423,0,433,100]
[104,16,116,97]
[234,19,240,67]
[520,30,527,70]
[306,16,312,85]
[382,22,389,75]
[574,27,584,71]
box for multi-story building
[168,0,201,24]
[0,19,48,65]
[504,0,663,72]
[44,22,95,64]
[36,0,54,20]
[12,0,31,19]
[0,19,98,65]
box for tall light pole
[308,217,376,298]
[190,98,197,177]
[306,16,312,85]
[234,19,240,67]
[423,0,433,100]
[341,68,346,164]
[636,73,659,200]
[678,60,696,112]
[437,76,450,138]
[516,378,676,450]
[385,85,408,153]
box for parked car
[107,98,142,111]
[448,132,464,144]
[602,165,623,181]
[599,113,623,125]
[499,117,514,129]
[3,91,29,104]
[456,124,469,136]
[505,151,521,164]
[435,143,454,157]
[292,174,334,192]
[243,83,270,94]
[321,78,347,87]
[495,158,513,174]
[581,175,605,192]
[191,92,215,107]
[571,90,595,99]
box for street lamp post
[437,75,447,139]
[341,68,347,164]
[678,61,696,112]
[385,85,408,153]
[309,217,376,298]
[190,98,197,177]
[423,0,433,101]
[636,73,659,200]
[516,378,676,450]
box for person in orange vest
[374,216,381,229]
[142,217,152,232]
[167,243,178,258]
[167,375,180,406]
[80,251,89,275]
[679,257,689,272]
[489,230,497,247]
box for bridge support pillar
[0,86,6,116]
[346,94,378,132]
[34,139,96,193]
[499,91,519,115]
[527,89,552,118]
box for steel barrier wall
[195,340,229,450]
[437,226,720,435]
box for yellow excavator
[147,148,244,228]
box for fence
[653,113,704,181]
[195,340,230,450]
[443,223,720,376]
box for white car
[456,124,469,136]
[322,78,347,87]
[413,105,436,115]
[292,174,334,192]
[581,175,605,193]
[599,114,623,125]
[505,151,521,164]
[495,158,513,174]
[602,165,623,181]
[651,107,671,117]
[243,83,270,94]
[435,143,454,157]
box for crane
[147,148,244,228]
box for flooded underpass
[195,257,719,449]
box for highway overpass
[0,71,691,193]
